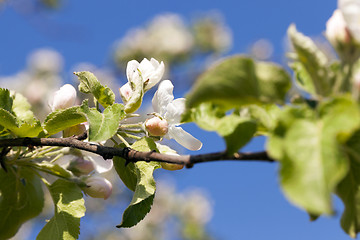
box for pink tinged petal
[119,82,133,103]
[49,84,77,111]
[164,98,185,125]
[166,126,202,151]
[152,80,174,115]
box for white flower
[150,80,202,151]
[83,176,113,200]
[339,0,360,42]
[326,9,351,46]
[127,58,165,91]
[49,84,77,111]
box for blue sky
[1,0,351,239]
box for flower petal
[139,58,165,91]
[87,154,113,173]
[152,80,174,115]
[164,98,185,124]
[126,60,140,84]
[166,126,202,150]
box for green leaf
[0,108,42,137]
[0,167,44,239]
[273,96,360,215]
[288,24,331,96]
[11,92,36,124]
[117,138,161,228]
[74,71,115,108]
[44,105,87,136]
[291,61,316,95]
[0,88,13,111]
[81,102,125,142]
[336,129,360,238]
[113,156,137,192]
[35,162,73,178]
[216,115,256,154]
[186,55,291,109]
[37,179,85,240]
[240,104,281,135]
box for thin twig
[0,134,275,168]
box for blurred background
[0,0,350,239]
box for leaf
[35,162,73,178]
[336,129,360,238]
[44,105,87,136]
[37,179,85,240]
[117,138,161,228]
[81,102,125,142]
[186,55,291,109]
[113,156,137,192]
[288,24,331,96]
[11,92,36,124]
[74,71,115,108]
[273,96,360,215]
[0,167,44,239]
[0,108,42,137]
[240,104,281,135]
[291,61,316,95]
[0,88,13,111]
[216,115,256,154]
[336,157,360,238]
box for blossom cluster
[49,57,202,200]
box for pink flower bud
[326,9,351,46]
[145,117,169,136]
[49,84,77,111]
[119,82,133,103]
[83,176,113,200]
[68,157,95,176]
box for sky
[0,0,351,239]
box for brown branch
[0,134,275,168]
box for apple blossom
[326,9,351,47]
[83,176,113,200]
[122,58,165,113]
[149,80,202,151]
[49,84,77,111]
[339,0,360,42]
[67,157,95,176]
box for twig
[0,134,275,168]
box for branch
[0,134,275,168]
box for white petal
[152,80,174,115]
[87,154,113,173]
[139,58,165,91]
[164,98,185,124]
[166,126,202,151]
[339,0,360,41]
[49,84,76,111]
[126,60,139,83]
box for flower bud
[161,162,184,171]
[49,84,77,111]
[326,10,351,47]
[119,82,133,104]
[67,157,95,176]
[145,117,169,136]
[83,176,112,200]
[326,9,360,63]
